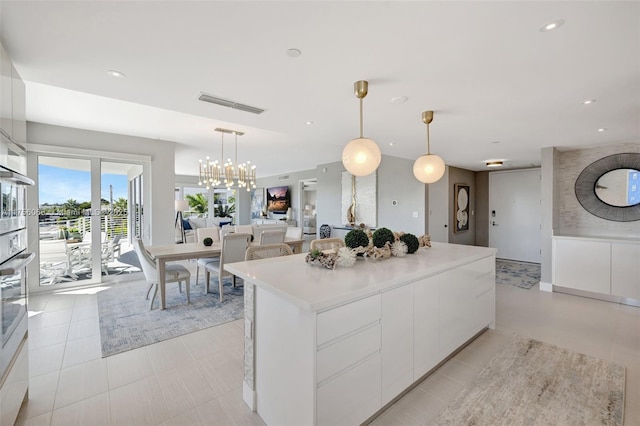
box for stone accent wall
[557,142,640,237]
[244,283,255,390]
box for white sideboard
[225,243,496,425]
[553,236,640,302]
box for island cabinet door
[413,275,440,380]
[439,257,495,358]
[381,282,414,405]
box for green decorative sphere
[203,237,213,247]
[372,227,395,248]
[345,229,370,249]
[400,233,420,254]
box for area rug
[97,277,244,357]
[433,335,625,426]
[496,259,541,289]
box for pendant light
[413,111,445,184]
[342,80,381,176]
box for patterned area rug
[434,335,625,426]
[496,259,541,289]
[97,277,244,357]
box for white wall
[316,155,426,236]
[256,169,317,224]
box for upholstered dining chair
[204,232,251,302]
[259,229,286,245]
[133,239,191,310]
[245,243,293,261]
[194,226,221,285]
[285,226,303,240]
[309,238,345,252]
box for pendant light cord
[359,98,364,138]
[426,122,431,155]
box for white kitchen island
[225,242,497,426]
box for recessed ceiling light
[598,128,607,132]
[390,96,408,104]
[583,99,596,105]
[305,121,314,125]
[485,160,504,168]
[286,48,302,58]
[106,70,125,78]
[492,141,500,144]
[540,19,565,32]
[388,142,394,146]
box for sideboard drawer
[316,294,381,346]
[317,322,380,384]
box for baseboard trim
[539,281,553,292]
[243,381,256,412]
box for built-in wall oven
[0,134,34,424]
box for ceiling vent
[278,175,290,181]
[198,92,265,115]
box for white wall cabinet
[11,63,26,148]
[611,242,640,299]
[0,44,26,148]
[553,236,640,300]
[0,44,12,137]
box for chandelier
[198,128,257,191]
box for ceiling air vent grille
[278,175,290,181]
[198,92,265,115]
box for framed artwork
[250,188,265,219]
[454,184,470,233]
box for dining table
[146,237,304,309]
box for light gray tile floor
[15,273,640,425]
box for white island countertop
[225,242,496,312]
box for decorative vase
[286,207,293,221]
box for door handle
[492,221,499,226]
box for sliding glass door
[37,156,143,287]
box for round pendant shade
[413,154,445,184]
[342,137,382,176]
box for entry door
[489,169,541,262]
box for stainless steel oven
[0,158,34,423]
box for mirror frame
[575,153,640,222]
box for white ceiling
[1,1,639,178]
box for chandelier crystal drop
[198,128,256,191]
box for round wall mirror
[575,153,640,222]
[594,169,640,207]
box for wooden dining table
[146,237,304,309]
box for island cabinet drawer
[316,352,381,426]
[316,294,381,346]
[316,322,380,383]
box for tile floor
[15,274,640,425]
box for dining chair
[245,243,293,261]
[133,238,191,309]
[204,233,251,302]
[310,238,345,252]
[285,226,303,240]
[195,226,221,285]
[260,229,286,245]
